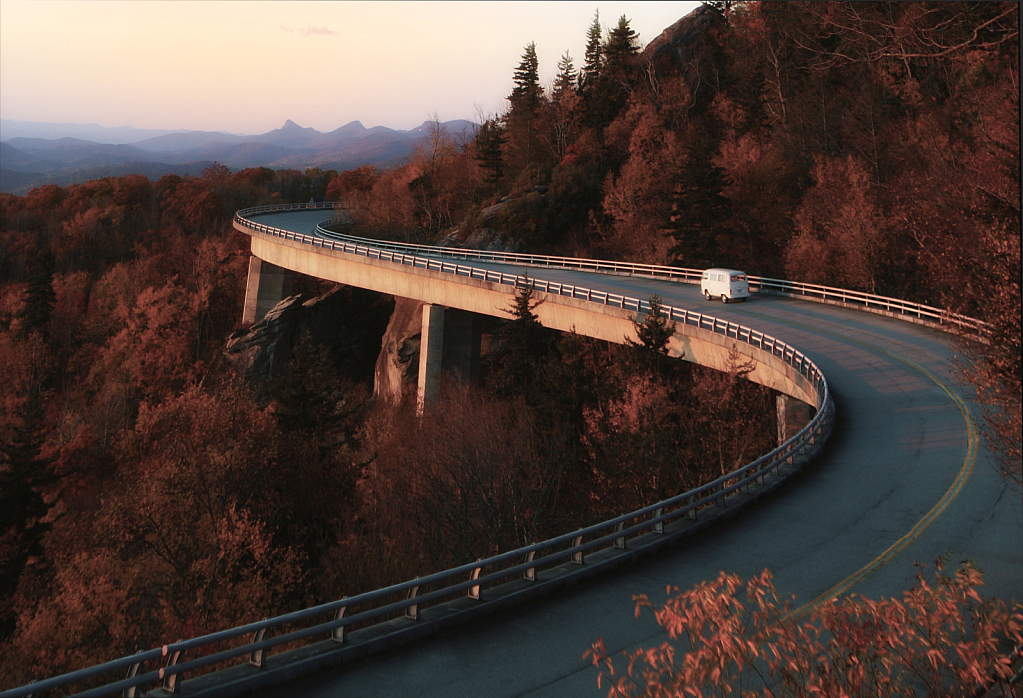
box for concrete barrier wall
[248,233,821,408]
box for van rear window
[731,274,746,282]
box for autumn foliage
[0,0,1019,690]
[588,561,1023,697]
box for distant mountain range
[0,118,477,195]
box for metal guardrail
[11,408,831,697]
[12,200,971,696]
[239,203,984,334]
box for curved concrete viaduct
[13,207,1014,698]
[224,208,1020,698]
[241,210,822,409]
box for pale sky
[0,1,702,135]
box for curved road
[248,211,1020,698]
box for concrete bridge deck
[230,209,1020,697]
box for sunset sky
[0,1,701,136]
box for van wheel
[704,290,711,301]
[721,294,728,304]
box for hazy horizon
[0,114,477,142]
[1,1,701,136]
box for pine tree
[17,245,56,338]
[268,335,366,452]
[0,392,54,640]
[584,15,639,129]
[506,42,544,168]
[666,133,733,269]
[580,10,602,92]
[603,14,640,77]
[509,42,541,112]
[553,51,578,101]
[473,119,506,188]
[492,275,554,397]
[627,295,676,355]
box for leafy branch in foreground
[588,561,1023,697]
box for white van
[701,268,750,303]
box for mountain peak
[282,119,305,130]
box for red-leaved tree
[589,562,1022,698]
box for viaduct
[10,204,1020,698]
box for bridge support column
[417,305,482,412]
[242,256,295,324]
[777,394,813,446]
[777,394,791,446]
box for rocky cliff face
[226,242,514,401]
[373,297,425,403]
[224,285,393,385]
[641,4,716,74]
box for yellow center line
[657,291,976,619]
[787,355,977,621]
[734,309,979,621]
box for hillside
[0,2,1018,690]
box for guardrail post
[572,535,584,565]
[524,550,537,581]
[122,651,145,698]
[468,563,482,600]
[332,599,348,643]
[249,619,269,668]
[405,581,421,621]
[653,507,664,534]
[614,521,627,549]
[161,643,183,694]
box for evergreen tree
[509,42,541,112]
[0,392,54,640]
[627,295,676,355]
[473,119,506,188]
[491,275,554,397]
[506,42,544,167]
[626,295,678,374]
[17,245,56,338]
[603,14,640,77]
[581,10,603,92]
[736,69,769,137]
[666,133,733,268]
[584,15,639,129]
[553,51,578,101]
[268,335,366,453]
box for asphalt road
[246,211,1021,698]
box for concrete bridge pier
[417,304,483,412]
[243,256,295,324]
[777,393,791,445]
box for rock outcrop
[224,285,393,385]
[641,4,716,74]
[373,297,426,403]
